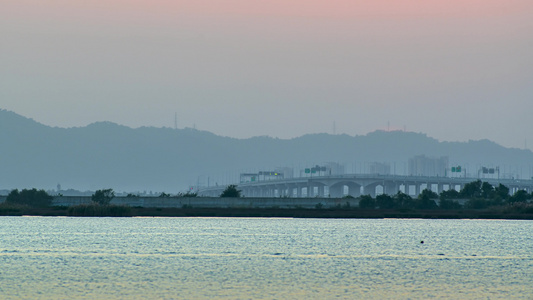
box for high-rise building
[408,155,448,177]
[324,162,344,176]
[368,162,391,175]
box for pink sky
[2,0,532,149]
[5,0,532,18]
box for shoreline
[1,206,532,220]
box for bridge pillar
[384,183,399,195]
[363,185,377,198]
[401,183,408,194]
[318,186,325,197]
[403,183,410,195]
[276,186,282,197]
[288,186,296,197]
[437,183,444,194]
[348,185,361,198]
[329,185,343,198]
[308,185,314,197]
[296,186,303,198]
[278,186,285,197]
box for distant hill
[1,109,532,192]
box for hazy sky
[2,1,532,149]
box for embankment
[1,196,359,209]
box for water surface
[0,217,531,299]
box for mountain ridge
[1,109,532,192]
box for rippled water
[0,217,532,299]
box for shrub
[0,202,24,215]
[358,195,375,209]
[464,198,490,209]
[92,189,115,205]
[184,191,197,197]
[414,197,438,210]
[439,199,462,209]
[6,188,53,207]
[509,190,530,203]
[176,191,197,197]
[376,194,395,209]
[394,192,414,209]
[415,189,438,209]
[220,185,241,198]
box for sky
[1,0,532,149]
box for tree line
[2,181,531,212]
[358,180,532,210]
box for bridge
[198,174,533,198]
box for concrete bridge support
[328,182,362,198]
[384,182,400,195]
[363,184,378,198]
[199,174,533,199]
[414,184,420,196]
[404,183,411,195]
[307,184,326,197]
[437,183,444,194]
[400,183,409,194]
[318,185,326,197]
[329,184,344,198]
[296,186,303,198]
[348,184,362,198]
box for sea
[0,217,531,299]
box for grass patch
[0,203,25,216]
[67,204,132,217]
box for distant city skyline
[2,0,532,150]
